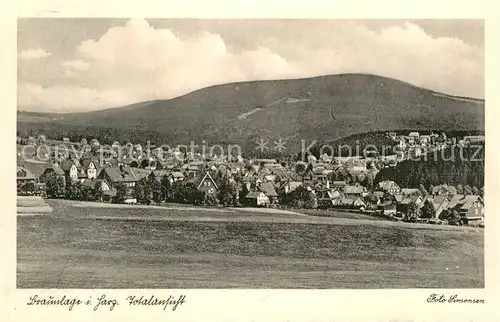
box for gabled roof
[345,185,365,194]
[82,178,110,189]
[447,194,465,209]
[258,182,278,197]
[338,197,359,205]
[187,171,219,190]
[459,195,482,210]
[378,180,400,190]
[171,171,185,178]
[394,194,404,203]
[17,166,36,180]
[121,167,139,182]
[328,190,341,200]
[432,184,457,195]
[81,158,99,170]
[401,188,420,196]
[128,168,151,181]
[312,167,326,174]
[101,167,123,182]
[433,195,449,206]
[401,195,422,205]
[60,159,78,171]
[152,170,171,177]
[44,162,65,176]
[77,169,88,178]
[245,191,266,199]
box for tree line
[374,145,484,189]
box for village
[16,131,485,227]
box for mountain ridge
[17,73,484,153]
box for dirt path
[17,196,53,215]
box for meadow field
[17,199,484,288]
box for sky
[17,19,484,113]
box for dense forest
[374,145,485,189]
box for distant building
[377,180,401,195]
[463,135,485,145]
[187,171,219,196]
[245,191,269,206]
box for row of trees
[44,171,243,207]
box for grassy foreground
[17,200,484,288]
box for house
[398,138,407,151]
[40,162,66,185]
[98,167,126,187]
[60,158,81,182]
[149,170,171,183]
[344,185,366,197]
[315,189,339,208]
[446,194,465,209]
[305,167,329,185]
[448,195,484,225]
[128,168,151,182]
[245,191,270,206]
[169,171,185,183]
[120,167,139,187]
[332,181,347,190]
[337,196,367,209]
[77,168,88,183]
[257,182,278,204]
[432,184,457,196]
[81,158,100,179]
[463,136,485,145]
[81,178,112,201]
[377,203,397,216]
[408,132,420,139]
[397,195,424,214]
[419,135,431,146]
[17,165,36,184]
[401,188,421,196]
[377,180,401,195]
[17,165,37,194]
[279,179,302,195]
[368,191,385,205]
[187,171,219,196]
[393,193,404,204]
[429,195,450,219]
[82,178,111,191]
[252,158,278,166]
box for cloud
[19,48,52,60]
[18,82,134,112]
[61,60,90,71]
[18,19,484,112]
